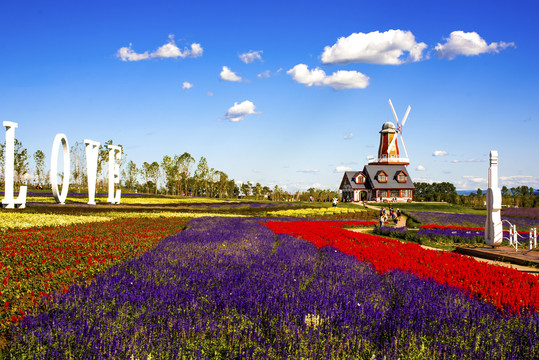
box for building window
[378,172,388,183]
[401,189,412,197]
[390,190,400,198]
[397,171,407,183]
[379,190,389,197]
[355,174,365,184]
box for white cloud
[435,31,515,60]
[257,70,271,78]
[344,132,354,140]
[451,158,486,163]
[463,175,487,184]
[182,81,193,90]
[287,64,369,90]
[335,166,352,173]
[224,100,259,122]
[499,175,539,188]
[413,177,435,184]
[206,92,214,97]
[116,44,150,61]
[415,165,426,171]
[321,29,427,65]
[433,150,448,157]
[220,66,242,82]
[239,50,263,64]
[116,35,203,62]
[296,169,320,173]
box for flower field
[0,217,190,342]
[267,207,365,218]
[265,220,539,313]
[503,207,539,219]
[5,217,539,359]
[0,211,240,231]
[407,210,539,231]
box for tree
[141,161,160,194]
[161,155,176,194]
[174,152,195,196]
[123,160,139,190]
[13,139,29,184]
[253,182,262,200]
[194,157,209,196]
[70,141,86,191]
[33,150,46,187]
[227,179,238,198]
[241,181,252,198]
[96,140,113,190]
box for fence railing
[501,219,537,251]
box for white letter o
[51,134,70,204]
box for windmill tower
[370,99,411,165]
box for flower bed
[503,207,539,219]
[416,227,484,245]
[407,211,539,230]
[373,226,409,238]
[267,207,373,221]
[265,220,539,313]
[0,217,190,335]
[0,211,240,231]
[8,217,539,359]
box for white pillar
[1,121,27,209]
[50,134,70,204]
[513,225,518,249]
[84,140,100,205]
[485,151,503,247]
[106,145,121,204]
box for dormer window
[354,173,366,184]
[397,170,407,183]
[378,171,388,183]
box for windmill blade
[400,134,409,158]
[401,105,411,127]
[388,99,399,125]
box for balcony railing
[368,157,410,164]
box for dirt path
[351,202,407,227]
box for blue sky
[1,0,537,191]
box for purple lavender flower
[10,217,539,359]
[408,211,539,232]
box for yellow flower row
[25,196,241,205]
[267,207,364,218]
[0,211,242,231]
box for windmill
[387,99,411,159]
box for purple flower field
[416,228,485,244]
[189,202,296,209]
[503,208,539,219]
[9,217,539,359]
[408,211,539,231]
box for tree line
[413,182,539,208]
[1,138,319,201]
